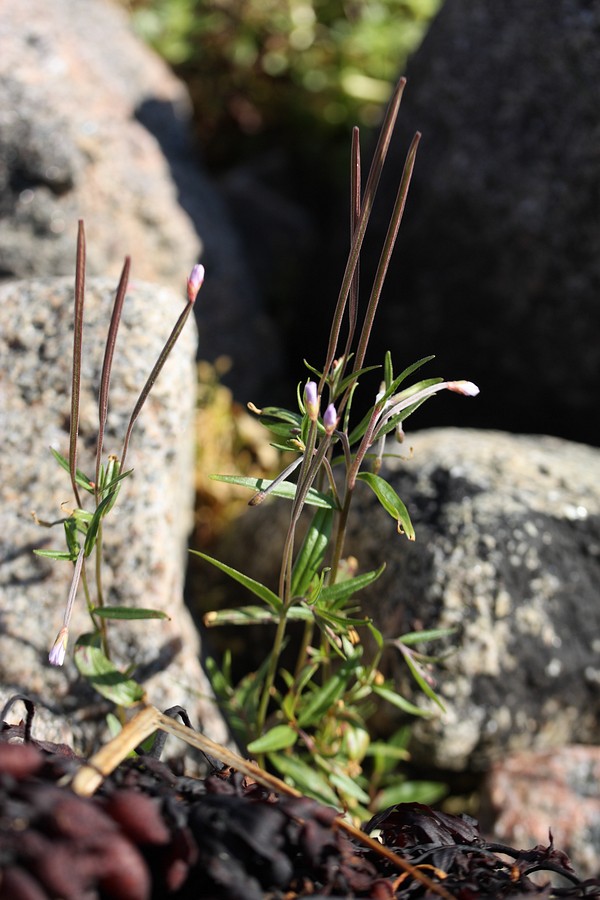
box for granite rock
[212,428,600,771]
[480,746,600,879]
[0,0,281,400]
[0,276,228,750]
[345,429,600,770]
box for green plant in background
[193,79,478,818]
[34,223,203,713]
[126,0,443,168]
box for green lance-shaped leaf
[297,654,361,728]
[83,491,118,557]
[74,633,145,707]
[209,475,336,509]
[401,649,446,712]
[398,627,457,647]
[356,472,415,540]
[34,549,74,561]
[204,605,312,627]
[329,769,371,806]
[372,684,433,718]
[190,551,283,613]
[291,507,333,597]
[373,780,446,811]
[247,724,298,754]
[50,447,94,493]
[90,606,170,621]
[268,753,340,808]
[317,563,385,611]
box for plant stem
[70,220,86,510]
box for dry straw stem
[71,705,455,899]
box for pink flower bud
[446,380,480,397]
[304,381,320,420]
[323,403,338,434]
[187,264,205,304]
[49,627,69,667]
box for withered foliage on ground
[1,699,599,900]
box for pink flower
[49,627,69,667]
[187,264,205,304]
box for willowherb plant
[193,78,479,817]
[35,221,203,710]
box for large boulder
[480,745,600,879]
[0,0,280,400]
[356,0,600,445]
[345,429,600,771]
[210,428,600,772]
[0,276,228,749]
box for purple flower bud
[49,627,68,667]
[323,403,338,434]
[304,380,320,420]
[187,264,205,304]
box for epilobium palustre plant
[35,220,203,712]
[193,78,479,818]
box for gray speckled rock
[210,427,600,772]
[344,428,600,771]
[0,276,228,750]
[0,0,282,401]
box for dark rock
[356,0,600,445]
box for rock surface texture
[0,0,280,400]
[346,429,600,771]
[359,0,600,445]
[217,428,600,771]
[0,277,228,749]
[480,745,600,879]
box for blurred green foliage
[127,0,442,169]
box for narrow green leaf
[373,780,446,811]
[347,406,377,447]
[74,633,145,707]
[317,564,385,610]
[367,622,385,650]
[398,627,456,646]
[356,472,415,540]
[50,447,94,492]
[384,350,394,388]
[314,609,370,631]
[204,605,311,627]
[90,606,170,621]
[364,742,410,762]
[329,770,371,805]
[247,724,298,754]
[335,364,381,397]
[402,651,446,712]
[83,492,116,556]
[209,476,337,509]
[291,507,333,597]
[268,753,340,808]
[379,358,436,403]
[372,684,431,717]
[190,551,283,612]
[298,657,358,727]
[34,549,74,561]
